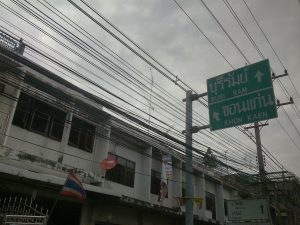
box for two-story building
[0,30,244,225]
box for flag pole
[48,171,69,219]
[48,169,76,219]
[48,194,61,218]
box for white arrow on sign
[213,112,220,122]
[255,70,264,82]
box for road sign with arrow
[207,59,277,131]
[227,198,270,221]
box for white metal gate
[0,197,48,225]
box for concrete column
[134,146,152,202]
[91,125,111,177]
[0,70,24,146]
[58,112,73,163]
[195,173,205,218]
[197,173,206,220]
[216,183,225,224]
[172,161,182,206]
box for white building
[0,31,243,225]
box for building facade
[0,31,243,225]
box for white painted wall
[62,145,93,171]
[223,186,231,200]
[7,125,61,161]
[134,146,152,202]
[91,125,111,177]
[205,179,216,194]
[0,71,23,146]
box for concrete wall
[134,146,152,202]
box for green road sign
[207,59,277,131]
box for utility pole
[254,122,265,182]
[245,97,293,194]
[183,91,208,225]
[245,122,267,182]
[185,90,194,225]
[253,122,267,197]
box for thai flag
[61,171,86,201]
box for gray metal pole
[185,90,194,225]
[254,122,265,182]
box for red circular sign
[100,155,117,170]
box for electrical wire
[0,2,260,170]
[243,0,300,98]
[0,0,286,174]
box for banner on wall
[162,154,172,179]
[194,197,203,208]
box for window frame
[68,116,96,153]
[12,93,66,142]
[105,153,136,188]
[151,170,161,195]
[205,191,216,219]
[29,110,51,135]
[84,129,95,151]
[68,125,81,147]
[48,117,65,141]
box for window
[151,170,161,195]
[12,93,66,141]
[206,192,216,219]
[68,117,95,152]
[31,111,50,134]
[105,154,135,187]
[150,170,168,197]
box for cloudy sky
[0,0,300,177]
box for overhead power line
[0,0,287,174]
[198,0,250,64]
[243,0,300,98]
[171,0,235,69]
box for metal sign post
[183,91,209,225]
